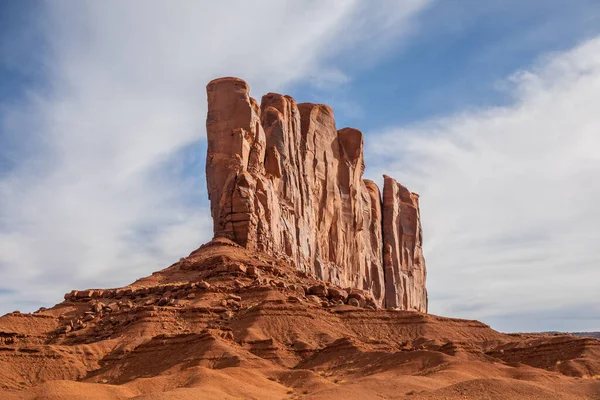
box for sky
[1,0,599,333]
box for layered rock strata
[205,77,426,311]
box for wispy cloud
[366,37,600,332]
[0,1,430,314]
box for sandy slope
[1,240,599,399]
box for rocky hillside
[574,333,600,339]
[1,239,599,399]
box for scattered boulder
[197,281,211,290]
[348,298,360,307]
[347,290,365,303]
[246,266,261,278]
[64,290,78,301]
[327,287,348,301]
[76,290,94,300]
[83,313,95,322]
[157,297,169,306]
[308,284,328,297]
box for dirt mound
[1,240,599,399]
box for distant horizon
[1,1,599,333]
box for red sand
[1,240,599,399]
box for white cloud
[366,37,600,332]
[0,1,430,314]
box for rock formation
[205,77,427,311]
[382,175,427,311]
[2,77,600,400]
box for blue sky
[296,0,600,129]
[1,1,600,333]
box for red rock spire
[205,77,427,311]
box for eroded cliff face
[205,77,426,311]
[382,175,428,311]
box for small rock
[348,298,360,307]
[157,297,169,306]
[347,291,365,303]
[246,266,260,278]
[226,294,241,302]
[187,293,196,300]
[308,284,328,297]
[197,281,211,290]
[307,295,321,304]
[77,290,94,300]
[227,299,240,307]
[221,310,234,320]
[83,314,95,322]
[64,290,78,301]
[233,279,245,288]
[327,287,348,301]
[228,263,247,274]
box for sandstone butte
[0,79,599,400]
[205,77,427,312]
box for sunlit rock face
[205,77,426,311]
[382,175,427,311]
